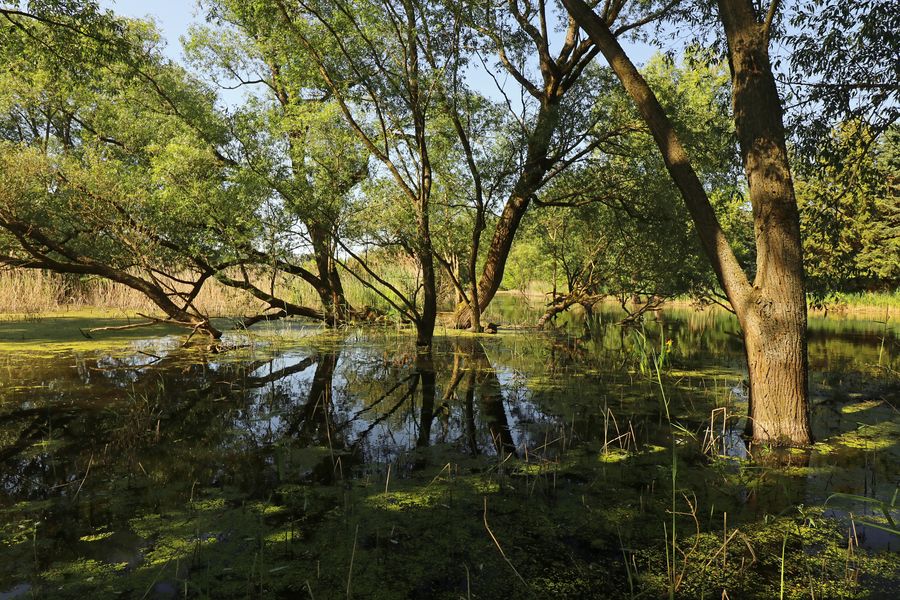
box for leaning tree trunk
[453,100,561,328]
[115,269,221,338]
[563,0,811,445]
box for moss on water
[842,400,885,414]
[834,421,899,451]
[598,448,630,463]
[0,311,183,353]
[78,532,115,543]
[1,447,897,599]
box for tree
[797,124,900,296]
[441,0,595,329]
[448,1,670,328]
[253,0,447,350]
[512,52,750,327]
[2,3,403,333]
[563,0,813,444]
[783,0,899,161]
[0,12,238,336]
[186,7,370,322]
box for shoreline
[492,289,896,320]
[0,293,894,325]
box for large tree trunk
[562,0,811,445]
[742,305,810,442]
[717,0,811,445]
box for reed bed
[0,259,449,319]
[0,269,272,316]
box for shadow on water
[0,304,897,598]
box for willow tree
[564,0,812,444]
[248,0,448,350]
[517,53,748,327]
[186,5,371,322]
[433,2,619,328]
[1,4,375,331]
[0,12,239,336]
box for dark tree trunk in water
[742,308,809,442]
[309,225,349,323]
[468,341,517,457]
[416,354,436,448]
[563,0,811,445]
[416,248,437,351]
[291,351,340,445]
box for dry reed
[0,269,278,316]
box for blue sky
[99,1,255,107]
[99,0,195,62]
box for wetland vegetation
[0,302,897,598]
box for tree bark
[308,224,349,322]
[717,0,811,445]
[563,0,811,445]
[416,209,438,351]
[454,100,561,328]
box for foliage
[797,124,900,297]
[505,52,751,310]
[2,0,896,335]
[0,10,256,285]
[784,0,900,160]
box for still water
[0,304,897,598]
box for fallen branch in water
[82,313,216,339]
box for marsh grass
[0,261,455,322]
[0,269,266,316]
[817,291,900,310]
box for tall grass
[339,254,424,314]
[818,291,900,309]
[0,269,267,316]
[0,270,71,313]
[0,259,451,319]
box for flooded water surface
[0,304,897,598]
